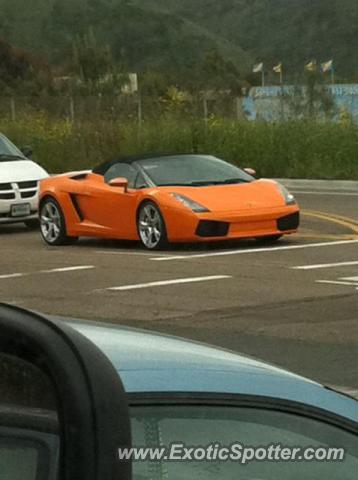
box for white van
[0,133,48,228]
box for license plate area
[11,203,31,217]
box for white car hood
[0,160,48,183]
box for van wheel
[24,219,40,230]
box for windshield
[137,155,254,186]
[0,134,25,161]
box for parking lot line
[303,210,358,233]
[316,280,358,287]
[41,266,95,273]
[330,386,358,399]
[151,239,358,262]
[105,275,232,291]
[0,273,25,279]
[293,260,358,270]
[96,250,169,257]
[0,266,95,280]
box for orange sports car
[39,153,299,249]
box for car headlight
[171,193,210,212]
[276,183,296,205]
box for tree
[202,50,243,94]
[0,38,51,94]
[72,29,127,94]
[285,70,335,120]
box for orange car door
[77,173,139,238]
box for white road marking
[341,276,358,281]
[293,260,358,270]
[330,386,358,399]
[96,250,169,257]
[1,299,25,306]
[41,266,95,273]
[106,275,232,291]
[316,280,358,287]
[0,273,25,279]
[292,190,358,196]
[0,266,95,279]
[151,240,358,262]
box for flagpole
[280,68,284,121]
[331,67,335,85]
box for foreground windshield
[0,135,24,161]
[137,155,253,186]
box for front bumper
[0,211,38,224]
[165,205,300,242]
[0,185,39,224]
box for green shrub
[1,112,358,179]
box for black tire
[40,197,78,246]
[24,219,40,230]
[256,234,283,244]
[137,201,168,250]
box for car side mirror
[21,146,33,159]
[109,177,129,192]
[243,167,256,177]
[0,350,59,480]
[0,304,132,480]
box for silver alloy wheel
[40,201,61,243]
[138,204,163,249]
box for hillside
[0,0,357,84]
[134,0,358,80]
[0,0,251,78]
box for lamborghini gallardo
[39,153,299,249]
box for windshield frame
[128,392,358,434]
[0,134,26,161]
[128,392,358,480]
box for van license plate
[11,204,31,217]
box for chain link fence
[0,94,248,124]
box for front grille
[196,220,230,237]
[21,191,37,199]
[0,180,39,201]
[17,181,38,189]
[277,212,300,231]
[0,193,15,200]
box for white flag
[305,60,317,72]
[253,63,264,73]
[321,60,333,73]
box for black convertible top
[92,152,196,175]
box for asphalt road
[1,185,358,393]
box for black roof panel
[92,152,197,175]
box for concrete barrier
[275,178,358,192]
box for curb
[275,179,358,192]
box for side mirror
[0,304,132,480]
[243,167,256,177]
[21,146,33,159]
[109,177,129,192]
[0,351,59,480]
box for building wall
[242,85,358,121]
